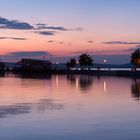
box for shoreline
[3,69,140,78]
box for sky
[0,0,140,64]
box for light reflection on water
[0,74,140,140]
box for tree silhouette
[131,49,140,71]
[66,58,76,69]
[79,53,93,69]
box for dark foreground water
[0,74,140,140]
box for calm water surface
[0,74,140,140]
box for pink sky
[0,0,140,64]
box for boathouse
[15,59,52,71]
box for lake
[0,74,140,140]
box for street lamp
[104,60,107,63]
[103,60,107,70]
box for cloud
[35,24,69,31]
[35,23,48,30]
[59,42,64,44]
[46,26,68,31]
[8,51,49,57]
[74,27,84,31]
[103,41,140,45]
[35,31,55,36]
[48,40,54,43]
[35,23,84,31]
[88,40,94,43]
[0,17,34,30]
[11,37,27,40]
[0,37,27,40]
[71,47,137,56]
[47,26,84,31]
[0,51,50,62]
[47,40,65,44]
[0,17,84,39]
[121,45,140,52]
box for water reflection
[15,73,52,80]
[0,75,140,140]
[67,75,94,91]
[36,99,64,113]
[0,103,31,118]
[0,99,64,119]
[131,79,140,100]
[67,75,77,86]
[103,81,107,92]
[0,73,5,77]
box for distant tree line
[131,48,140,71]
[66,53,93,69]
[66,49,140,71]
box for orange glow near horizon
[0,34,134,55]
